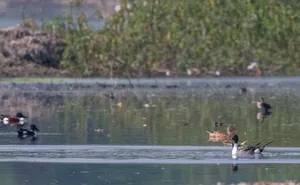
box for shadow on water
[0,77,299,184]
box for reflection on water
[0,145,299,164]
[0,162,299,185]
[0,78,299,147]
[0,77,299,184]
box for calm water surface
[0,77,299,185]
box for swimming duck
[214,122,225,127]
[17,124,39,138]
[239,87,247,94]
[0,112,27,126]
[256,97,271,110]
[231,134,273,158]
[207,126,238,145]
[207,126,236,139]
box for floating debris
[142,124,147,127]
[95,129,104,133]
[117,102,123,108]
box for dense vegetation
[41,0,300,77]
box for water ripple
[0,145,298,164]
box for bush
[42,0,300,77]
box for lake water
[0,6,105,29]
[0,77,300,185]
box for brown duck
[207,126,247,146]
[207,126,236,142]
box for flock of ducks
[0,113,39,141]
[207,97,273,159]
[0,97,273,155]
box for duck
[17,124,39,138]
[207,126,247,147]
[231,134,273,158]
[239,87,247,94]
[214,122,225,127]
[207,125,239,145]
[256,97,271,111]
[0,112,27,126]
[207,125,236,139]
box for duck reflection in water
[255,97,272,122]
[256,109,272,122]
[232,164,238,172]
[17,124,39,142]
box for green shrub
[42,0,300,76]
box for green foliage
[43,0,300,76]
[41,11,99,75]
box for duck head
[16,113,27,119]
[227,126,236,136]
[227,126,236,132]
[30,124,39,132]
[231,134,239,144]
